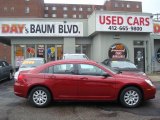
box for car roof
[46,59,97,65]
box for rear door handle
[80,77,88,80]
[46,76,56,79]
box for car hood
[14,67,35,80]
[114,71,149,80]
[115,68,146,76]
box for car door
[44,63,78,100]
[77,64,116,100]
[2,61,10,78]
[0,62,4,80]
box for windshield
[20,59,44,68]
[110,61,137,69]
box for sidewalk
[147,74,160,82]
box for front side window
[78,64,106,76]
[44,64,74,74]
[0,62,4,67]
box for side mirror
[102,73,111,78]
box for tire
[119,87,142,108]
[29,87,51,108]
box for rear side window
[41,64,75,74]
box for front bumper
[143,85,156,100]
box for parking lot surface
[0,79,160,120]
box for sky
[44,0,160,14]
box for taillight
[17,74,25,82]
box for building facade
[0,11,153,73]
[150,21,160,72]
[0,0,143,64]
[0,0,142,19]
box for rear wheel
[119,87,142,108]
[29,87,51,108]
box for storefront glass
[47,44,63,62]
[37,45,45,58]
[47,45,56,62]
[26,45,35,58]
[15,45,25,67]
[108,43,127,59]
[56,45,63,60]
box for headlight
[145,79,154,87]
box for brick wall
[0,43,11,64]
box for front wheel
[29,87,51,108]
[119,87,142,108]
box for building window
[11,7,15,12]
[25,7,30,14]
[63,14,68,18]
[121,4,124,7]
[100,8,103,11]
[73,14,76,18]
[44,14,48,17]
[52,14,56,18]
[45,7,49,10]
[87,7,91,11]
[4,7,7,12]
[127,4,131,8]
[136,5,140,8]
[76,45,89,56]
[63,7,68,11]
[133,41,144,46]
[115,3,118,8]
[79,14,83,18]
[73,7,76,11]
[79,7,83,11]
[52,7,56,10]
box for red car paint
[14,60,156,102]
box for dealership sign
[0,21,83,37]
[154,22,160,34]
[96,14,153,32]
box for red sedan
[14,60,156,108]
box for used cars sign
[96,14,153,32]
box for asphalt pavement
[0,78,160,120]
